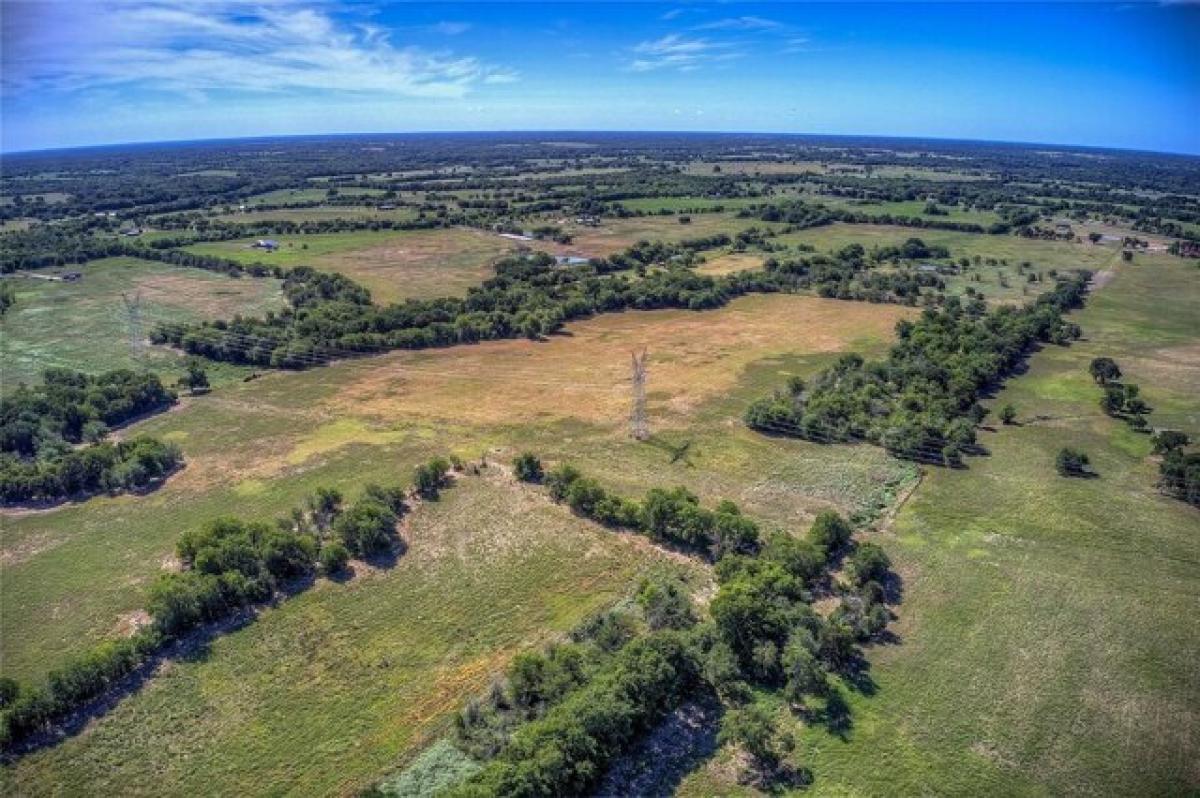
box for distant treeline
[741,199,998,234]
[745,272,1090,465]
[150,232,976,371]
[0,369,181,505]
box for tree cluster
[0,368,180,504]
[745,273,1090,464]
[1,457,454,749]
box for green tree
[782,633,826,703]
[319,541,350,574]
[177,358,210,394]
[1089,357,1122,385]
[414,458,450,499]
[847,542,891,585]
[1152,430,1190,454]
[333,499,396,556]
[636,574,695,630]
[1100,385,1125,416]
[999,404,1017,425]
[808,510,851,558]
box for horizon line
[6,128,1199,160]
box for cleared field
[309,228,536,303]
[560,212,782,256]
[1,292,913,683]
[0,192,71,205]
[812,195,1002,226]
[695,252,765,275]
[5,475,700,796]
[683,160,830,176]
[184,228,536,303]
[618,196,771,213]
[243,187,386,205]
[679,254,1200,796]
[209,206,419,224]
[0,257,283,390]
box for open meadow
[677,254,1200,796]
[0,257,282,390]
[3,131,1198,798]
[1,290,920,793]
[184,228,538,303]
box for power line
[121,291,144,363]
[630,349,649,441]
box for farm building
[555,255,591,266]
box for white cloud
[694,16,782,31]
[2,1,511,100]
[628,34,733,72]
[429,21,471,36]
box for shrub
[636,574,696,631]
[1056,447,1091,477]
[334,498,397,557]
[319,541,350,574]
[1152,430,1190,454]
[512,453,544,483]
[414,457,451,500]
[999,404,1017,425]
[847,542,891,585]
[545,464,582,501]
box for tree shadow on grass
[1,613,247,762]
[595,698,725,798]
[5,539,410,762]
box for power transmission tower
[121,291,144,362]
[630,348,649,441]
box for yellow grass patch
[313,228,529,303]
[325,294,913,428]
[126,271,282,317]
[285,418,408,465]
[696,252,764,275]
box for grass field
[209,206,419,224]
[4,204,1194,796]
[4,474,700,796]
[0,293,910,680]
[811,195,1002,226]
[184,228,536,303]
[776,223,1123,304]
[242,187,387,205]
[0,257,283,390]
[1,288,918,794]
[561,213,783,256]
[676,254,1200,796]
[618,196,774,213]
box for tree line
[0,369,181,505]
[1089,357,1198,505]
[742,199,995,234]
[0,456,456,750]
[745,272,1090,465]
[424,455,897,795]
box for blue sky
[2,2,1198,154]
